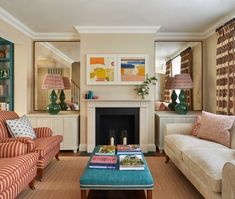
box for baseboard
[79,144,87,152]
[147,144,156,152]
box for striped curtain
[216,18,235,115]
[164,60,172,102]
[180,47,193,110]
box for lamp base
[47,103,61,115]
[59,90,68,110]
[175,89,189,115]
[47,89,61,115]
[168,90,178,111]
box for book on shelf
[117,144,141,154]
[95,145,116,156]
[119,154,145,170]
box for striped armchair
[0,111,63,180]
[0,142,38,199]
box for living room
[0,1,234,199]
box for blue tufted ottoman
[80,146,154,199]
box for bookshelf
[0,38,14,111]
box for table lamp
[172,74,193,115]
[59,76,71,110]
[165,77,178,111]
[42,74,64,115]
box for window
[172,56,181,102]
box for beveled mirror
[34,41,80,111]
[155,41,203,110]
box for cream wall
[0,19,33,115]
[80,34,156,151]
[203,33,217,113]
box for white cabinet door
[28,114,79,152]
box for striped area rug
[17,156,203,199]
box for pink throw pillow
[191,115,201,136]
[197,111,235,147]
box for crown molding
[40,42,74,64]
[32,32,80,40]
[155,32,205,40]
[0,7,34,38]
[75,26,161,34]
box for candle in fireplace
[110,137,114,145]
[123,137,127,145]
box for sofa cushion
[6,115,36,139]
[197,111,235,147]
[0,152,38,192]
[182,148,235,193]
[34,135,63,158]
[165,134,227,160]
[191,115,201,136]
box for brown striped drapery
[180,47,193,110]
[164,60,172,102]
[216,18,235,115]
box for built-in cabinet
[28,113,79,152]
[155,111,200,152]
[0,38,14,111]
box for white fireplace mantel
[85,99,151,153]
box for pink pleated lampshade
[172,73,193,89]
[42,74,64,90]
[165,77,174,90]
[62,76,71,90]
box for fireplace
[85,99,150,153]
[96,108,139,145]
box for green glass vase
[59,90,68,110]
[168,90,178,111]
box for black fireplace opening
[95,108,139,145]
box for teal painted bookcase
[0,38,14,111]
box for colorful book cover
[117,144,141,154]
[88,165,116,169]
[119,154,145,170]
[90,155,117,165]
[95,145,116,156]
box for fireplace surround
[86,99,150,153]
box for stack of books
[89,155,118,169]
[119,154,145,170]
[117,144,141,155]
[95,145,116,156]
[89,145,117,169]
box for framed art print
[87,54,118,85]
[118,54,148,85]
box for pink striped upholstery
[37,145,60,169]
[0,111,63,179]
[34,135,63,159]
[0,142,27,158]
[0,152,38,199]
[0,137,35,152]
[33,127,52,138]
[0,111,19,138]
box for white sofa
[164,123,235,199]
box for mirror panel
[155,41,202,110]
[34,41,80,111]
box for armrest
[222,160,235,199]
[164,123,194,136]
[33,127,53,138]
[0,142,28,158]
[0,137,35,152]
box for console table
[155,111,200,152]
[27,112,79,152]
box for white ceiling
[0,0,234,37]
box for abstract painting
[118,55,148,84]
[87,54,117,85]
